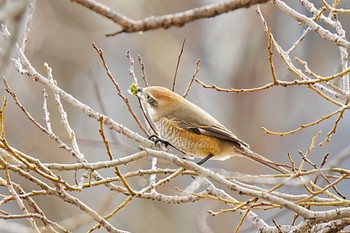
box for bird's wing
[177,120,250,148]
[167,100,250,148]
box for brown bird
[137,86,289,174]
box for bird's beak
[136,87,143,98]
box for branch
[272,0,350,49]
[12,48,154,149]
[70,0,271,35]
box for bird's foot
[149,135,172,147]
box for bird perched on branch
[136,86,289,174]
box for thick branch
[70,0,270,35]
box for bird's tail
[241,147,291,174]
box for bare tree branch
[70,0,271,35]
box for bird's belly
[155,118,234,160]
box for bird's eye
[146,94,151,100]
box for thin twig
[42,89,52,133]
[3,79,82,161]
[0,97,7,137]
[125,50,138,84]
[45,63,85,162]
[88,71,120,144]
[172,38,186,92]
[98,116,135,196]
[261,106,349,136]
[183,59,200,98]
[92,43,148,135]
[319,99,349,146]
[137,55,149,87]
[2,168,40,232]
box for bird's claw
[149,135,171,147]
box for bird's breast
[153,117,237,160]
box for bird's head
[137,86,183,119]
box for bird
[136,86,289,174]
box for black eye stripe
[148,98,156,105]
[145,94,157,107]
